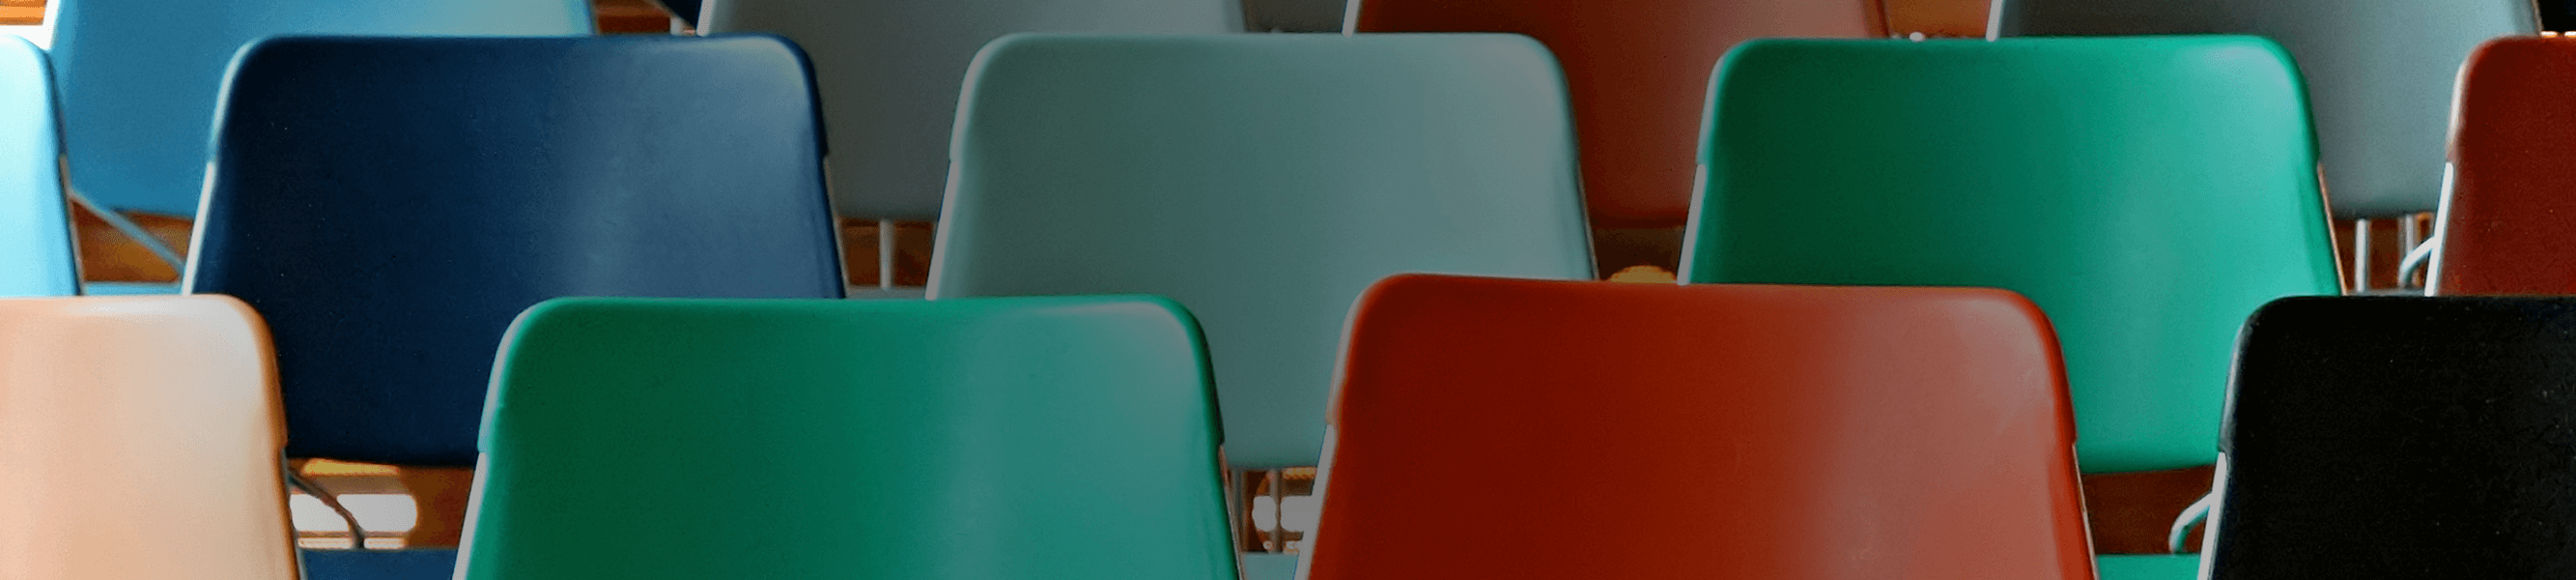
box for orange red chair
[1304,276,2093,580]
[2433,38,2576,296]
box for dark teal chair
[460,297,1236,580]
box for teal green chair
[458,296,1236,580]
[0,36,72,297]
[932,34,1595,471]
[1688,37,2338,575]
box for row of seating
[0,3,2565,580]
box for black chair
[2210,296,2576,578]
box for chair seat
[300,549,459,580]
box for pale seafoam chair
[932,34,1595,471]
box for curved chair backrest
[0,37,73,297]
[0,296,294,580]
[190,36,845,467]
[461,297,1234,580]
[1246,0,1341,32]
[1307,276,2092,580]
[2432,38,2576,296]
[932,34,1595,470]
[1687,38,2339,474]
[1999,0,2534,218]
[44,0,592,217]
[2209,297,2576,578]
[1349,0,1880,227]
[698,0,1236,219]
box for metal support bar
[2351,218,2372,294]
[878,218,896,290]
[2398,214,2424,290]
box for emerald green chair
[1688,37,2338,574]
[932,34,1595,471]
[457,296,1235,580]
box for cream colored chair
[0,296,296,580]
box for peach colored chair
[0,296,296,580]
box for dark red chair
[1305,275,2094,580]
[2433,38,2576,296]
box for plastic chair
[458,296,1235,580]
[1245,0,1341,32]
[0,296,296,580]
[1691,37,2337,474]
[1999,0,2534,219]
[189,36,844,468]
[2206,297,2576,578]
[1689,37,2338,576]
[1305,275,2093,580]
[931,34,1595,470]
[1349,0,1881,227]
[697,0,1237,219]
[43,0,592,217]
[0,37,72,297]
[2432,38,2576,296]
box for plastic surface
[44,0,593,217]
[1687,38,2339,474]
[460,297,1235,580]
[2432,39,2576,296]
[932,34,1594,469]
[0,37,72,297]
[2207,297,2576,578]
[0,296,296,580]
[301,549,458,580]
[189,36,845,467]
[1999,0,2533,218]
[1306,276,2093,580]
[1247,0,1343,32]
[1350,0,1878,227]
[2096,555,2204,580]
[698,0,1235,219]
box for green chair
[932,34,1595,471]
[457,296,1236,580]
[1687,37,2338,574]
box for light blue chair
[697,0,1238,220]
[45,0,593,218]
[932,34,1595,471]
[0,36,74,297]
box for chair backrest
[1349,0,1880,227]
[2432,38,2576,296]
[1306,275,2093,580]
[931,34,1595,470]
[0,37,72,297]
[0,296,294,580]
[460,296,1235,580]
[698,0,1237,220]
[44,0,592,217]
[1246,0,1341,32]
[2208,297,2576,578]
[1999,0,2534,218]
[189,36,845,467]
[1687,38,2339,474]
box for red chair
[1304,275,2094,580]
[2433,38,2576,296]
[1348,1,1989,227]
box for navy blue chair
[46,0,592,218]
[190,35,844,470]
[0,36,74,297]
